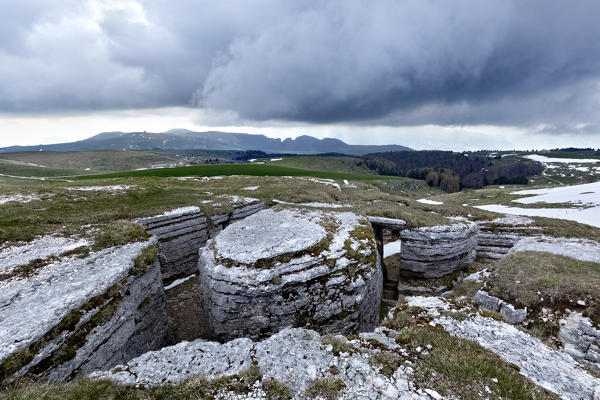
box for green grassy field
[267,156,377,175]
[0,160,81,178]
[74,163,402,181]
[0,150,179,173]
[537,151,600,160]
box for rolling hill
[0,130,412,156]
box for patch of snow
[510,236,600,262]
[150,206,201,218]
[270,158,283,161]
[241,186,260,191]
[511,181,600,207]
[295,177,341,190]
[67,185,135,192]
[474,204,600,228]
[463,269,490,282]
[417,198,443,205]
[248,159,257,162]
[273,199,351,208]
[383,240,401,258]
[0,193,41,205]
[226,195,259,204]
[525,154,600,164]
[164,274,196,291]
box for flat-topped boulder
[399,222,478,278]
[0,238,168,383]
[198,208,382,341]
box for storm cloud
[1,0,599,133]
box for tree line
[363,151,543,192]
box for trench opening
[150,208,395,345]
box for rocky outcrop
[136,199,266,283]
[408,296,600,400]
[198,208,382,341]
[475,215,537,261]
[0,238,168,383]
[399,222,478,278]
[368,216,406,300]
[92,327,436,399]
[136,207,209,283]
[559,312,600,370]
[474,290,527,324]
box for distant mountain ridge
[0,130,412,156]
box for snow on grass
[0,193,41,205]
[417,198,443,205]
[474,181,600,228]
[288,177,341,190]
[273,199,351,208]
[509,236,600,263]
[67,185,135,192]
[474,204,600,228]
[241,186,260,191]
[270,158,283,161]
[525,154,600,164]
[511,181,600,207]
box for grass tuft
[303,377,345,400]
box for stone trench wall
[198,209,383,342]
[0,239,168,384]
[136,200,266,284]
[475,216,539,262]
[399,222,479,279]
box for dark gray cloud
[0,0,599,133]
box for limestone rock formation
[408,296,600,400]
[92,327,435,399]
[559,312,600,370]
[136,199,266,283]
[136,207,209,283]
[475,215,537,261]
[474,290,527,324]
[198,208,383,341]
[399,222,478,278]
[0,238,168,383]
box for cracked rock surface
[399,222,478,278]
[0,238,168,382]
[92,327,436,400]
[199,208,382,341]
[406,295,600,400]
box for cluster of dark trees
[364,151,543,192]
[550,147,599,153]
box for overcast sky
[1,0,599,150]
